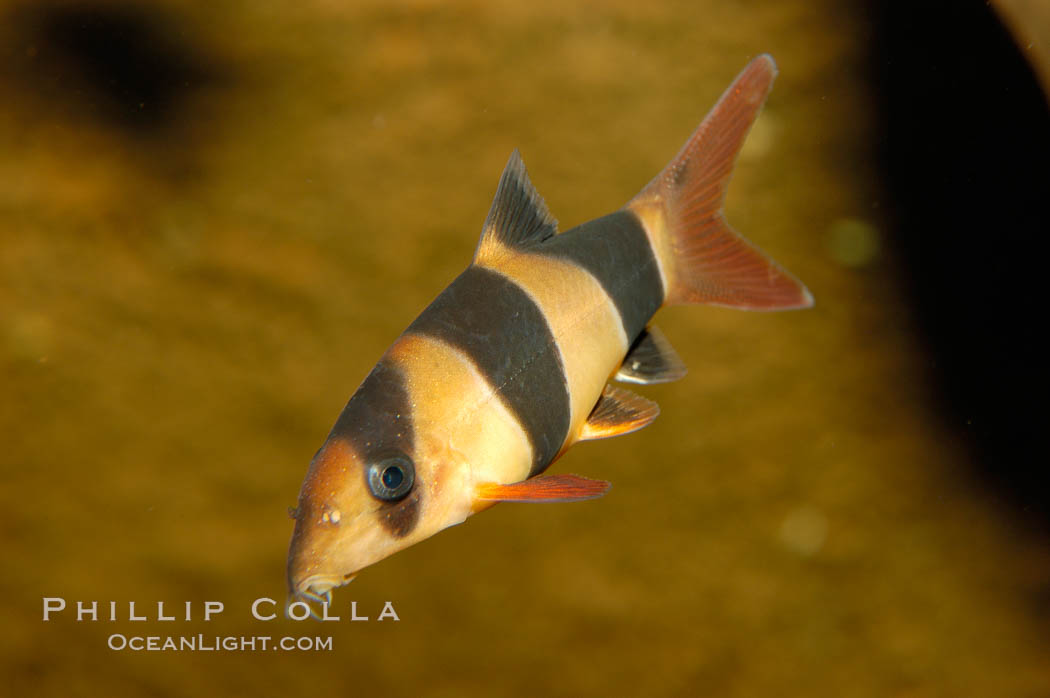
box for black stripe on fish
[406,265,571,476]
[377,488,421,539]
[539,210,664,341]
[328,360,421,537]
[329,360,414,457]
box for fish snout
[286,512,351,600]
[290,573,356,606]
[286,490,377,602]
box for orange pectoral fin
[475,474,611,503]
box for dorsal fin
[615,326,688,385]
[474,150,558,263]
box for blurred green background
[2,0,1048,695]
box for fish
[286,54,812,604]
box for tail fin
[627,54,813,310]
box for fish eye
[366,455,414,502]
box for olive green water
[2,1,1049,695]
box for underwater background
[2,0,1048,695]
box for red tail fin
[628,55,813,311]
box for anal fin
[615,326,687,384]
[579,385,659,441]
[475,474,610,502]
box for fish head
[286,428,473,603]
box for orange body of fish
[287,55,812,604]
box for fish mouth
[292,573,357,606]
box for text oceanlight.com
[106,634,333,652]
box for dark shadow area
[870,1,1050,520]
[5,2,224,136]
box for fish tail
[626,54,813,310]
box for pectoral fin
[579,385,660,441]
[615,326,688,384]
[475,474,611,503]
